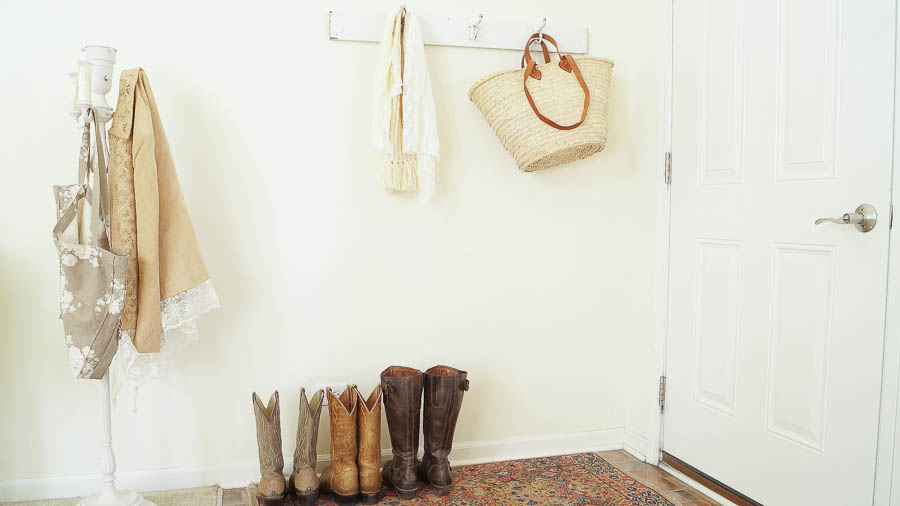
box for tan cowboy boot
[319,386,359,506]
[417,366,469,496]
[356,385,384,504]
[381,366,424,500]
[252,392,287,506]
[289,388,324,506]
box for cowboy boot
[288,388,323,506]
[356,385,383,504]
[417,366,469,496]
[380,366,424,500]
[252,392,287,506]
[319,386,359,506]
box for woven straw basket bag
[469,34,614,172]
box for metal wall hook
[469,13,484,41]
[536,17,547,42]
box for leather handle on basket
[522,34,591,130]
[522,33,571,77]
[520,39,552,68]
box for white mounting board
[328,10,588,54]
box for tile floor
[597,450,720,506]
[222,450,720,506]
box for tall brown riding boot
[356,385,384,504]
[380,366,424,500]
[288,388,323,506]
[252,392,287,506]
[319,386,359,506]
[417,366,469,496]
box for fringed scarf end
[380,155,419,193]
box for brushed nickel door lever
[815,204,878,233]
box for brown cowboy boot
[319,386,359,506]
[288,388,323,506]
[380,366,424,500]
[252,392,287,506]
[417,366,469,495]
[356,385,384,504]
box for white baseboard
[0,462,256,503]
[1,427,625,502]
[622,428,649,462]
[449,427,624,467]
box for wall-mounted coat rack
[328,10,588,54]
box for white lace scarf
[372,7,440,198]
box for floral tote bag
[52,111,127,379]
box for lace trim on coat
[109,70,138,140]
[108,134,139,329]
[161,279,220,332]
[109,280,220,407]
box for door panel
[664,0,895,504]
[691,239,740,417]
[766,243,833,452]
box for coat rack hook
[469,14,484,41]
[537,17,547,42]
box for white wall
[0,0,659,499]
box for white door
[664,0,895,504]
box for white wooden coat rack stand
[71,45,157,506]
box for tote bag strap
[75,122,92,244]
[89,109,110,245]
[52,187,87,238]
[77,124,90,187]
[54,109,111,247]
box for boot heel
[395,488,418,500]
[290,492,318,506]
[434,484,452,496]
[258,495,287,506]
[360,491,383,504]
[332,492,360,506]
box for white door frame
[646,0,674,469]
[648,1,900,504]
[874,2,900,502]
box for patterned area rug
[314,453,674,506]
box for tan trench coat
[108,68,209,353]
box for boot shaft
[356,385,383,495]
[326,386,359,473]
[380,366,423,465]
[293,388,324,470]
[356,384,382,462]
[422,366,468,458]
[252,391,285,475]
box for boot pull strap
[462,379,470,391]
[381,382,392,397]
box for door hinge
[658,375,667,410]
[664,152,672,184]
